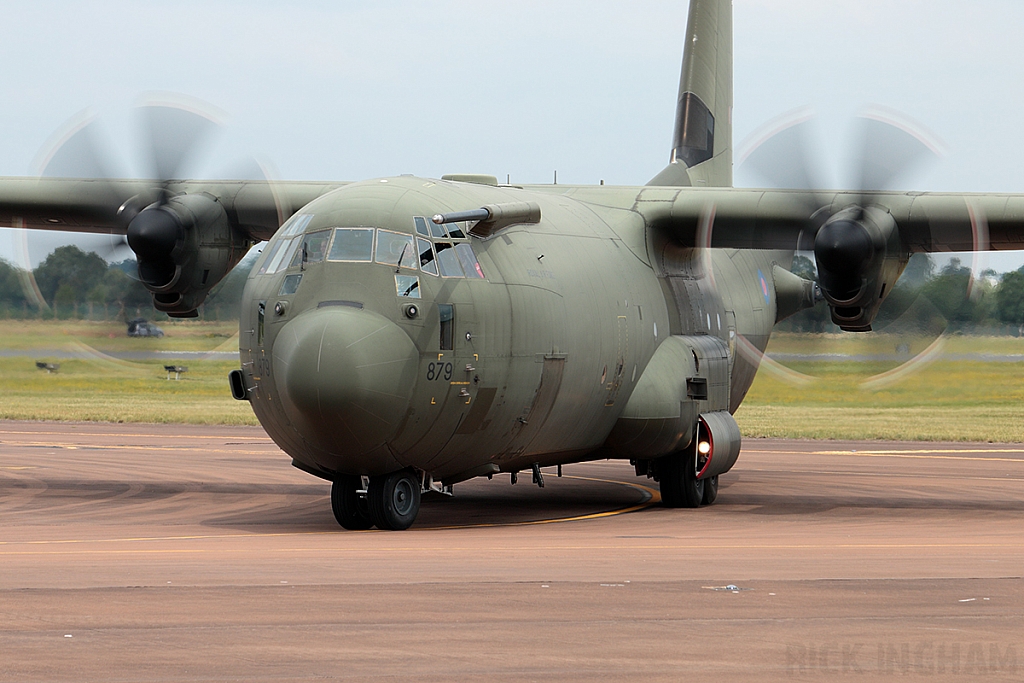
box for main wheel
[701,474,719,506]
[331,475,374,530]
[659,447,704,509]
[367,469,421,531]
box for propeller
[733,107,962,386]
[16,97,274,314]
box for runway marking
[0,476,660,547]
[747,448,1024,463]
[0,430,273,442]
[736,467,1024,482]
[3,542,1024,557]
[416,476,660,531]
[1,441,279,456]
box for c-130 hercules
[4,0,1024,530]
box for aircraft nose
[272,305,418,471]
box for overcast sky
[2,0,1024,270]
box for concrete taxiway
[1,421,1022,681]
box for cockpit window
[455,243,484,278]
[445,222,466,239]
[429,219,447,239]
[414,216,431,237]
[257,239,285,275]
[279,273,302,296]
[376,230,417,269]
[279,214,313,237]
[327,228,374,262]
[435,242,464,277]
[395,274,421,298]
[417,237,438,276]
[267,237,300,274]
[302,230,332,264]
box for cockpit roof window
[414,216,430,237]
[445,222,466,239]
[376,230,417,269]
[327,228,374,262]
[428,219,447,239]
[280,214,313,237]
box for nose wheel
[332,470,422,530]
[331,475,374,530]
[367,469,422,531]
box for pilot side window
[267,237,300,274]
[435,242,464,277]
[376,230,417,269]
[454,243,484,278]
[418,237,438,276]
[301,230,332,264]
[327,228,374,262]
[256,239,285,275]
[438,304,454,351]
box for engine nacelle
[127,193,252,317]
[692,411,741,480]
[813,206,908,331]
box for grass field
[735,332,1024,442]
[0,320,256,425]
[2,322,1023,441]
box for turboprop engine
[126,193,252,317]
[813,205,908,331]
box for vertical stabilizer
[648,0,733,188]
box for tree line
[4,245,1024,333]
[781,253,1024,336]
[0,245,254,321]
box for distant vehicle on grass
[127,318,164,338]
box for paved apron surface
[1,421,1022,681]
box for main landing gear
[331,469,422,531]
[657,445,718,508]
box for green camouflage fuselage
[239,176,785,483]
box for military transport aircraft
[3,0,1024,530]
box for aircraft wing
[0,177,343,242]
[628,187,1024,253]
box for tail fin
[648,0,733,188]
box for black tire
[659,447,704,509]
[331,475,374,530]
[367,470,421,531]
[701,474,719,506]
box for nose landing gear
[367,470,421,531]
[330,475,374,530]
[330,469,422,531]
